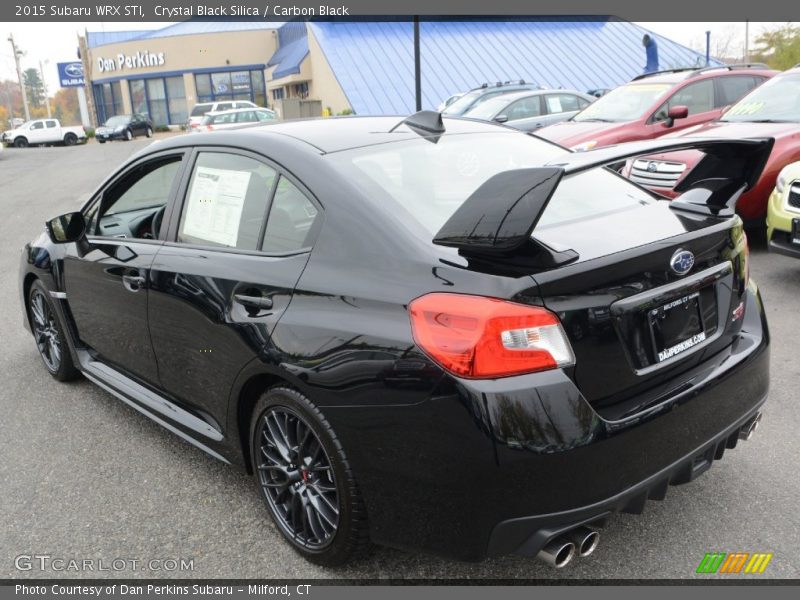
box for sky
[0,21,792,95]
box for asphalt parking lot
[1,139,799,580]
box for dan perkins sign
[57,62,85,88]
[97,51,166,73]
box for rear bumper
[325,282,769,561]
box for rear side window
[261,177,320,253]
[31,122,44,130]
[236,111,257,123]
[717,76,760,107]
[546,94,584,113]
[178,153,277,250]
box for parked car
[623,66,800,224]
[187,100,258,130]
[21,114,768,568]
[441,80,544,116]
[462,89,594,131]
[192,107,278,132]
[2,118,86,148]
[436,92,465,112]
[766,161,800,257]
[537,64,775,151]
[95,114,154,143]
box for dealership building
[80,19,712,127]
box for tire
[27,280,80,382]
[250,386,369,566]
[145,127,153,138]
[124,129,133,141]
[13,137,28,148]
[63,133,77,146]
[98,139,106,144]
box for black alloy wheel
[28,281,79,381]
[251,387,369,565]
[14,137,28,148]
[63,133,77,146]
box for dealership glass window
[128,77,188,126]
[194,70,267,105]
[146,79,168,126]
[251,71,266,106]
[165,76,188,124]
[93,81,123,124]
[293,82,309,98]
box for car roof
[631,66,777,86]
[154,115,516,154]
[207,107,271,116]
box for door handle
[233,294,273,310]
[122,274,146,292]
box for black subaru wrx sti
[20,113,770,567]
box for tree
[752,24,800,70]
[51,88,81,125]
[23,68,44,108]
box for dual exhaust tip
[538,526,600,569]
[538,412,762,569]
[739,412,762,442]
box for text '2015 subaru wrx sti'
[20,113,770,567]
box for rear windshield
[328,132,653,234]
[191,104,213,117]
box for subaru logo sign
[670,249,695,276]
[57,62,85,88]
[64,63,83,78]
[647,161,658,173]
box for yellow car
[767,161,800,258]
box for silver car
[192,107,278,132]
[462,90,594,132]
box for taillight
[206,125,214,131]
[408,293,575,379]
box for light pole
[7,33,30,121]
[39,59,51,118]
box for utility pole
[39,59,51,118]
[744,21,750,63]
[7,34,30,121]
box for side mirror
[494,115,509,124]
[46,212,86,244]
[668,105,689,120]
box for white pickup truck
[2,119,86,148]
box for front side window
[503,97,542,121]
[90,157,182,239]
[653,79,714,121]
[178,153,277,250]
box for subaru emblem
[670,249,694,276]
[647,161,658,173]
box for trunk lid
[532,201,748,417]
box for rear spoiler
[433,136,773,261]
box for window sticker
[547,96,563,113]
[182,167,252,247]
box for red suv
[623,66,800,224]
[536,64,775,151]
